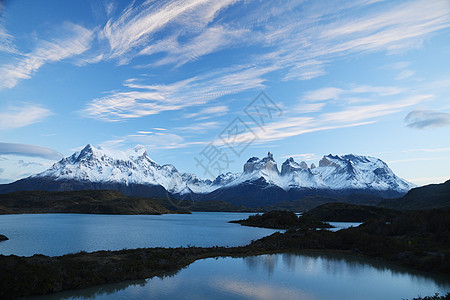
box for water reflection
[26,252,450,300]
[244,254,279,276]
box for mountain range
[0,144,415,207]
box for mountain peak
[243,152,279,174]
[77,144,96,160]
[132,145,148,157]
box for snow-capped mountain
[207,152,413,193]
[33,144,214,195]
[0,145,415,205]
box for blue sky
[0,0,449,186]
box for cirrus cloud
[0,104,53,129]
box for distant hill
[379,180,450,210]
[0,190,177,215]
[262,193,383,212]
[303,202,400,222]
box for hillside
[303,202,400,222]
[0,190,176,215]
[379,180,450,210]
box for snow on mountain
[34,144,213,194]
[313,154,414,191]
[212,152,414,193]
[32,145,414,196]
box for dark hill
[0,190,176,215]
[379,179,450,210]
[303,202,400,222]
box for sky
[0,0,449,186]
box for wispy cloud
[247,0,450,81]
[402,147,450,154]
[405,109,450,129]
[382,61,416,80]
[140,25,248,67]
[0,23,94,89]
[0,3,17,54]
[100,131,208,151]
[184,105,229,119]
[83,65,273,121]
[176,121,220,132]
[0,104,53,129]
[0,142,63,160]
[302,85,403,102]
[81,0,449,123]
[214,94,431,146]
[99,0,238,64]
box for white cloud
[176,121,220,132]
[0,142,63,160]
[402,147,450,154]
[83,65,273,121]
[140,25,248,67]
[99,0,239,64]
[405,109,450,129]
[253,0,450,81]
[0,3,17,54]
[100,131,208,150]
[214,94,431,145]
[303,87,344,101]
[0,104,53,129]
[0,23,94,89]
[184,105,229,119]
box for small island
[0,234,7,241]
[229,210,333,229]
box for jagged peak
[246,156,259,163]
[243,152,279,174]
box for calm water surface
[0,212,280,256]
[27,252,450,300]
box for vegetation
[0,234,7,241]
[0,190,179,215]
[229,210,333,229]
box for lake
[0,212,280,256]
[2,213,448,299]
[26,252,450,300]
